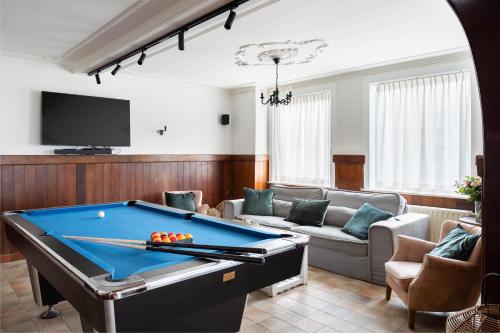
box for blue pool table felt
[21,202,280,280]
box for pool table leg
[80,315,96,333]
[28,263,64,318]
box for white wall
[230,87,256,154]
[269,52,483,186]
[0,55,232,155]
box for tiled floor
[0,260,447,332]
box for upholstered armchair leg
[385,285,392,300]
[408,309,416,330]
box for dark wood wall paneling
[448,0,500,302]
[230,155,269,199]
[0,154,261,261]
[333,155,365,191]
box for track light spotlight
[224,9,236,30]
[111,63,121,76]
[178,30,185,51]
[95,72,101,84]
[138,50,146,65]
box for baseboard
[0,252,24,263]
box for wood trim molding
[230,154,269,162]
[0,252,24,263]
[333,155,366,164]
[0,154,232,165]
[402,193,473,210]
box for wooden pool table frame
[2,201,309,332]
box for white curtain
[369,71,471,194]
[270,91,331,186]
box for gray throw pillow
[242,188,274,216]
[285,198,331,227]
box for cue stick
[63,235,267,254]
[64,238,266,264]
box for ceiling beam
[87,0,249,76]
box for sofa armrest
[368,213,430,284]
[223,199,244,219]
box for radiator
[408,205,469,242]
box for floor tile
[292,317,325,333]
[0,260,446,333]
[259,317,290,331]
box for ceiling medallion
[235,40,328,107]
[235,39,328,67]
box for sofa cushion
[341,203,393,240]
[270,184,325,202]
[324,206,357,227]
[285,198,331,227]
[273,199,292,218]
[385,261,422,291]
[237,215,300,230]
[291,225,368,257]
[325,189,406,217]
[242,188,274,216]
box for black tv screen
[42,91,130,146]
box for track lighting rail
[88,0,248,79]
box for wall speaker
[221,114,230,125]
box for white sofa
[224,185,430,285]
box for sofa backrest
[323,206,357,227]
[325,189,407,217]
[270,184,325,202]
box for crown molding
[275,47,472,89]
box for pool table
[3,201,308,332]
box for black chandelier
[260,57,292,106]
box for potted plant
[454,176,482,222]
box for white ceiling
[1,0,469,88]
[0,0,138,59]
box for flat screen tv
[41,91,130,146]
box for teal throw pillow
[285,198,331,227]
[242,188,274,216]
[341,203,392,240]
[165,192,196,212]
[429,224,480,260]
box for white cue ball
[97,211,105,218]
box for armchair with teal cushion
[385,220,482,329]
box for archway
[448,0,500,303]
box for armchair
[162,190,209,214]
[385,220,482,329]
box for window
[369,71,471,194]
[270,90,331,186]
